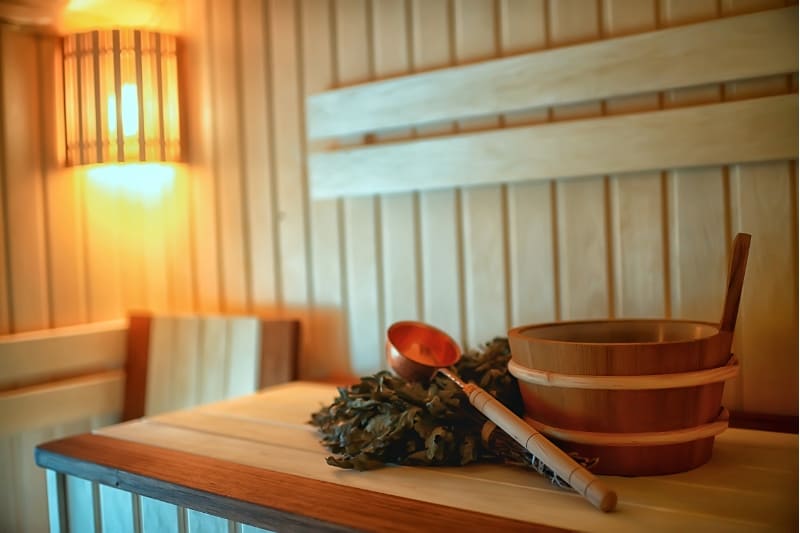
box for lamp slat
[62,29,181,166]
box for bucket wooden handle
[463,383,617,512]
[720,233,751,334]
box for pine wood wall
[0,0,797,413]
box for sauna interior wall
[1,0,797,412]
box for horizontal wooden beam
[0,319,127,389]
[310,94,797,198]
[0,371,124,435]
[306,6,797,139]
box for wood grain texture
[0,319,126,390]
[335,0,384,375]
[413,0,464,345]
[37,433,562,533]
[301,0,350,380]
[0,371,124,436]
[309,94,797,198]
[306,6,796,139]
[36,383,799,532]
[1,27,50,332]
[453,0,508,350]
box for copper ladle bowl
[386,321,461,382]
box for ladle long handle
[463,383,617,512]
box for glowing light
[86,163,176,204]
[107,83,140,137]
[63,29,180,165]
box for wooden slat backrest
[123,314,299,420]
[305,6,798,199]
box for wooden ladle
[386,321,618,512]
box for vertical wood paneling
[604,0,666,319]
[1,27,50,332]
[374,2,419,334]
[182,0,221,312]
[39,36,88,328]
[336,0,384,373]
[663,0,728,326]
[301,0,351,378]
[0,435,20,532]
[145,316,175,414]
[0,26,10,335]
[209,0,249,312]
[501,0,557,327]
[238,0,278,313]
[83,173,124,321]
[268,0,310,313]
[722,0,795,416]
[166,169,195,312]
[550,0,610,321]
[730,165,798,414]
[454,0,508,349]
[144,197,171,313]
[413,0,464,343]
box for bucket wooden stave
[508,319,738,476]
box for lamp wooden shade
[62,29,180,165]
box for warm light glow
[107,83,140,137]
[86,163,176,204]
[63,29,180,166]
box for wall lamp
[62,28,180,166]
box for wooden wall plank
[0,435,20,532]
[373,2,420,333]
[309,94,797,198]
[165,169,195,312]
[663,0,728,328]
[83,169,124,322]
[238,0,278,313]
[17,427,53,532]
[269,0,310,313]
[604,0,667,319]
[413,0,464,344]
[209,0,249,312]
[306,6,797,139]
[454,0,508,349]
[38,35,88,328]
[182,0,220,312]
[0,371,123,436]
[501,0,556,327]
[0,27,50,332]
[143,196,171,313]
[722,0,796,417]
[0,319,127,389]
[301,0,350,379]
[0,26,10,335]
[730,162,798,415]
[336,0,384,374]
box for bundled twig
[310,338,597,487]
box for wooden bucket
[508,319,739,475]
[507,233,750,476]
